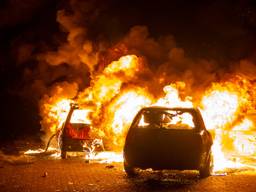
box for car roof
[140,106,198,112]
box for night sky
[1,0,256,140]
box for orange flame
[155,83,193,108]
[36,55,255,170]
[200,80,255,171]
[102,88,153,149]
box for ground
[0,138,256,192]
[0,159,256,192]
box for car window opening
[137,110,195,129]
[70,109,92,124]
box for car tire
[124,160,138,177]
[61,150,67,159]
[199,152,213,178]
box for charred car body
[59,104,104,159]
[123,107,213,178]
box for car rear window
[70,109,92,124]
[136,109,195,129]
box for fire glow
[35,55,255,172]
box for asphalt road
[0,156,256,192]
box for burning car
[123,107,213,178]
[59,104,104,159]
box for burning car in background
[124,107,213,178]
[59,104,104,159]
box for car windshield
[136,109,195,129]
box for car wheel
[199,152,213,178]
[124,160,138,177]
[61,150,67,159]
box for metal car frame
[123,107,213,178]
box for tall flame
[200,80,255,171]
[38,55,255,171]
[155,83,193,108]
[102,88,153,149]
[201,90,238,130]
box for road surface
[0,155,256,192]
